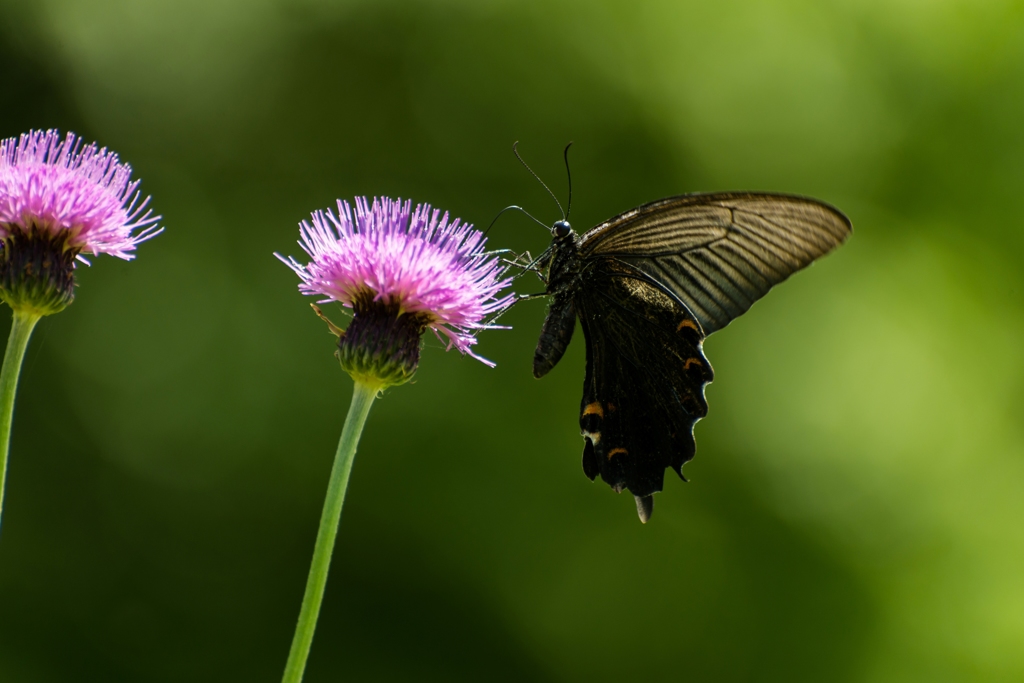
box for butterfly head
[552,220,572,238]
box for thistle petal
[0,130,162,260]
[277,196,515,364]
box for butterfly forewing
[576,260,713,504]
[579,193,852,334]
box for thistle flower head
[279,197,515,387]
[0,130,162,315]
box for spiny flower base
[338,296,431,389]
[0,226,76,316]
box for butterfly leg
[477,290,549,329]
[504,251,551,286]
[509,247,553,284]
[498,250,531,269]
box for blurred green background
[1,0,1023,680]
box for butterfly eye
[553,221,571,238]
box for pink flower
[278,197,515,367]
[0,130,161,260]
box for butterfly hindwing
[576,259,713,515]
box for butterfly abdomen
[533,294,576,378]
[533,234,583,379]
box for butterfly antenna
[513,141,565,221]
[563,142,573,219]
[484,204,550,236]
[484,205,519,236]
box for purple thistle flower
[0,130,162,315]
[279,197,515,381]
[0,130,161,260]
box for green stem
[282,380,379,683]
[0,310,41,531]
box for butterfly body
[531,192,851,523]
[533,229,579,379]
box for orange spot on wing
[683,358,702,371]
[608,447,628,460]
[583,402,604,419]
[677,319,699,333]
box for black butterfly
[513,147,851,523]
